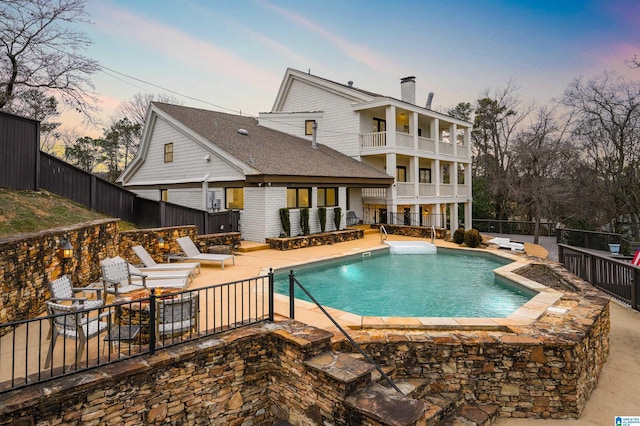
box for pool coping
[262,244,564,331]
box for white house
[259,68,473,230]
[118,102,393,242]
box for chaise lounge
[175,236,235,269]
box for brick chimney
[400,76,416,105]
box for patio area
[1,231,633,424]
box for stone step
[237,241,270,252]
[440,404,499,426]
[304,351,374,388]
[345,382,428,426]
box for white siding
[269,80,361,158]
[132,189,160,201]
[127,119,244,185]
[241,187,286,242]
[348,187,364,221]
[167,188,202,210]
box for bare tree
[0,0,99,120]
[562,72,640,239]
[472,81,534,220]
[115,93,182,128]
[510,106,572,243]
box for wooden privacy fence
[39,152,239,234]
[558,244,640,311]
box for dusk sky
[67,0,640,133]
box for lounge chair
[100,257,188,297]
[175,236,235,269]
[114,255,193,284]
[132,245,201,277]
[487,237,525,252]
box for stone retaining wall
[0,222,241,326]
[266,229,364,250]
[371,224,448,239]
[0,219,119,325]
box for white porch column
[412,111,419,150]
[451,123,457,156]
[453,161,459,197]
[386,105,396,148]
[451,202,459,230]
[435,203,442,227]
[412,156,419,197]
[434,159,440,197]
[433,118,440,154]
[464,201,473,230]
[464,127,472,157]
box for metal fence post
[633,268,640,312]
[289,270,295,319]
[149,289,156,355]
[268,268,274,321]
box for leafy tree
[471,82,532,220]
[101,118,142,180]
[0,0,99,120]
[447,102,473,122]
[9,88,61,153]
[65,136,101,172]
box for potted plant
[608,243,621,255]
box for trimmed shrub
[318,207,327,233]
[464,229,482,248]
[300,208,310,236]
[453,227,465,244]
[279,208,291,237]
[333,207,342,231]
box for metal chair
[44,301,110,368]
[48,275,104,310]
[156,292,199,341]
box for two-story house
[259,68,473,231]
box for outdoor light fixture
[158,237,167,250]
[59,240,74,259]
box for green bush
[464,229,482,248]
[300,208,310,236]
[453,227,465,244]
[318,207,326,233]
[279,208,290,237]
[333,207,342,231]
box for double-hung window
[164,143,173,163]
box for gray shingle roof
[153,102,392,183]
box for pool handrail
[380,225,388,244]
[287,270,404,395]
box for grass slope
[0,188,115,238]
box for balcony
[418,136,435,153]
[360,132,386,149]
[396,182,414,197]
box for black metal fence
[558,244,640,311]
[555,228,640,256]
[0,274,273,394]
[473,219,558,236]
[39,152,239,234]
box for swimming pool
[274,249,535,317]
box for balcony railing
[418,136,435,153]
[439,184,455,197]
[396,182,414,197]
[362,187,387,198]
[419,183,436,197]
[439,141,454,156]
[396,132,413,149]
[360,132,386,149]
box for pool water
[274,250,534,317]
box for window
[305,120,316,136]
[317,187,338,207]
[160,189,168,201]
[396,166,407,182]
[287,188,310,208]
[373,117,386,132]
[419,168,431,183]
[164,143,173,163]
[225,188,244,209]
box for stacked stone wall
[0,219,119,324]
[370,224,447,239]
[266,229,364,250]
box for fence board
[0,112,39,190]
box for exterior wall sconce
[158,237,167,250]
[59,240,74,259]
